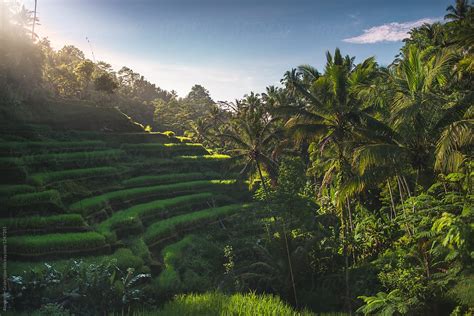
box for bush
[29,166,119,186]
[157,235,196,292]
[155,292,313,315]
[143,203,252,246]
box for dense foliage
[1,0,473,315]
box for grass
[144,203,252,245]
[176,136,192,143]
[22,149,124,166]
[7,190,62,208]
[29,166,119,186]
[0,140,105,155]
[0,214,86,234]
[97,192,223,234]
[69,179,236,216]
[122,143,209,156]
[153,292,314,316]
[0,184,35,198]
[122,172,221,188]
[8,248,144,276]
[179,154,231,160]
[158,235,196,291]
[8,231,107,256]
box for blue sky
[28,0,451,101]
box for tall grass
[0,185,35,198]
[69,179,236,215]
[97,192,222,234]
[144,203,252,245]
[8,231,107,256]
[7,190,61,208]
[122,143,209,157]
[0,140,105,155]
[153,292,314,316]
[22,149,124,166]
[122,172,221,188]
[8,248,144,276]
[29,167,119,186]
[0,214,86,234]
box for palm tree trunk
[397,176,413,237]
[32,0,37,40]
[256,160,269,198]
[387,180,396,220]
[282,221,298,307]
[341,205,352,315]
[256,160,298,307]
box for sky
[25,0,451,101]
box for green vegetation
[155,292,313,316]
[22,149,124,166]
[97,192,223,234]
[69,179,236,215]
[7,190,62,208]
[0,184,35,198]
[122,143,209,156]
[29,166,119,186]
[1,0,473,315]
[9,248,144,276]
[0,140,105,155]
[0,214,86,234]
[8,232,107,257]
[157,235,196,291]
[122,172,220,187]
[144,203,252,246]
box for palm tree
[220,93,280,190]
[279,48,380,313]
[445,0,471,21]
[352,46,459,191]
[219,93,303,305]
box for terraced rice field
[0,127,251,282]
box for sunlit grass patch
[69,179,236,216]
[29,166,119,186]
[154,292,313,316]
[143,203,252,246]
[179,154,231,160]
[8,231,107,257]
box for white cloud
[343,17,441,44]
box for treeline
[0,2,219,130]
[187,1,472,315]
